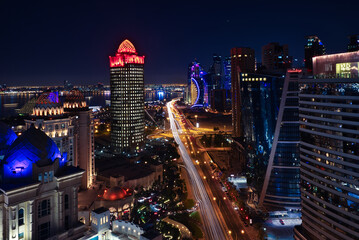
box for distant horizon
[1,1,357,86]
[5,83,187,88]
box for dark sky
[0,0,357,86]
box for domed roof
[102,187,132,201]
[64,90,85,103]
[63,90,87,110]
[0,122,17,154]
[35,92,62,109]
[4,126,61,167]
[117,39,136,54]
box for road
[167,100,228,240]
[169,100,257,240]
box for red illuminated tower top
[109,39,145,67]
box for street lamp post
[195,115,198,128]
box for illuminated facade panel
[187,61,207,107]
[313,50,359,78]
[109,40,145,154]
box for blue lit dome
[0,122,17,158]
[4,125,61,169]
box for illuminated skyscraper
[231,47,255,137]
[187,61,207,107]
[109,39,145,154]
[304,35,325,71]
[223,56,231,90]
[294,51,359,240]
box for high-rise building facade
[208,54,223,90]
[109,39,145,154]
[187,61,208,107]
[347,34,359,52]
[223,56,231,90]
[259,70,302,210]
[304,35,326,71]
[294,51,359,240]
[262,42,292,72]
[231,47,255,137]
[237,72,283,188]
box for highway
[167,100,228,240]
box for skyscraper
[208,54,223,90]
[231,47,255,137]
[187,61,207,106]
[237,72,283,192]
[294,51,359,240]
[304,35,325,71]
[109,39,145,154]
[223,56,231,91]
[259,70,302,210]
[347,34,359,52]
[262,42,292,72]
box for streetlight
[213,197,216,201]
[195,115,198,128]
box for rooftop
[92,207,109,215]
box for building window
[38,222,50,240]
[38,199,50,218]
[44,172,48,182]
[38,173,42,182]
[18,233,24,239]
[18,208,24,226]
[64,194,69,210]
[49,171,53,182]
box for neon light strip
[191,78,200,105]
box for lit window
[18,233,24,239]
[49,171,53,182]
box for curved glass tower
[295,51,359,240]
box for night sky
[1,1,357,86]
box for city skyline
[1,0,358,86]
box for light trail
[167,100,227,240]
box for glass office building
[109,40,145,154]
[259,70,302,210]
[239,70,302,211]
[295,51,359,240]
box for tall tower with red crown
[109,39,145,154]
